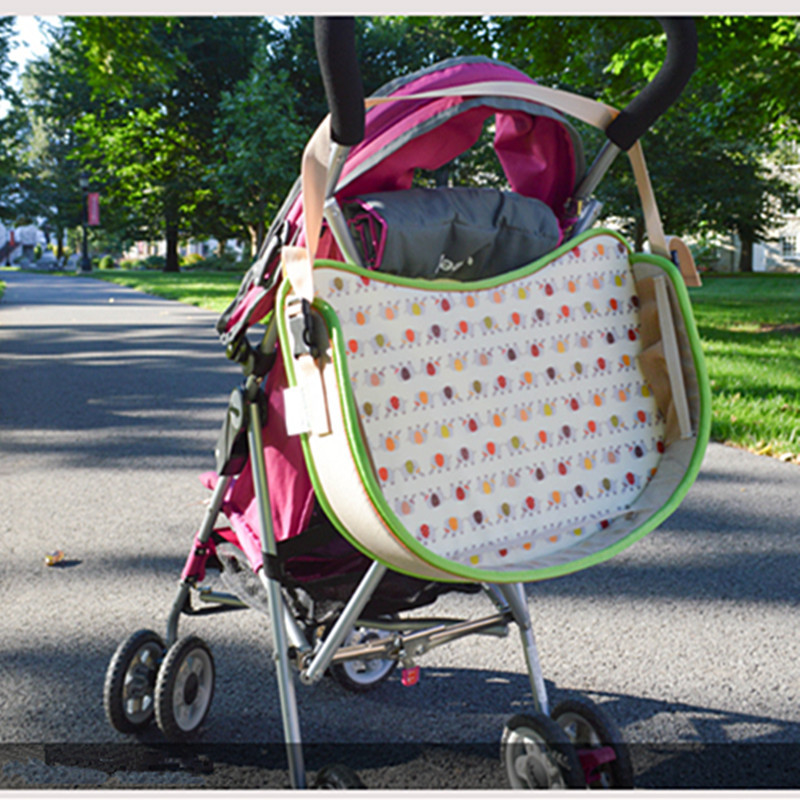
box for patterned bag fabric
[277,229,709,584]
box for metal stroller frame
[104,17,700,790]
[164,321,558,789]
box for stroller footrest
[197,588,249,609]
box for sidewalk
[1,269,799,789]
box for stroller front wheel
[104,629,165,734]
[154,635,215,741]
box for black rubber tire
[103,629,165,734]
[551,697,635,789]
[501,712,586,789]
[312,763,366,789]
[329,626,397,693]
[154,635,215,742]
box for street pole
[79,173,92,272]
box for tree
[0,16,24,223]
[210,55,304,255]
[16,22,95,261]
[270,16,462,133]
[69,16,269,271]
[407,16,800,268]
[205,16,465,250]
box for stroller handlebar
[605,18,698,151]
[313,16,696,153]
[314,17,365,146]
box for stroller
[103,17,709,790]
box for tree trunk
[739,236,754,273]
[433,165,450,187]
[634,216,646,252]
[250,220,265,256]
[164,216,180,272]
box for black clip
[290,299,320,360]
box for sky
[0,16,58,115]
[8,15,58,72]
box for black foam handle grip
[605,18,697,151]
[314,17,365,147]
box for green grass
[87,268,242,314]
[689,273,800,462]
[85,267,800,462]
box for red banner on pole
[87,192,100,226]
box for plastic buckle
[287,298,320,360]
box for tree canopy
[1,15,798,272]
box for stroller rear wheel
[104,629,165,734]
[329,624,398,693]
[312,763,366,789]
[551,697,635,788]
[154,635,215,741]
[501,712,586,789]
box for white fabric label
[283,386,312,436]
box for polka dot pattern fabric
[316,233,666,572]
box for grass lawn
[87,267,800,462]
[689,273,800,462]
[88,268,241,314]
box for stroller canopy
[337,56,587,222]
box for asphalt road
[1,268,799,791]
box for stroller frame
[103,17,702,791]
[164,317,553,790]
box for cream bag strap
[282,80,701,304]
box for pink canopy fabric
[339,57,581,214]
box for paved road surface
[1,269,799,790]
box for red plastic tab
[401,666,420,687]
[578,746,617,785]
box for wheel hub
[183,672,199,706]
[523,753,551,788]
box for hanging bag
[276,86,710,584]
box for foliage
[418,17,800,263]
[68,16,269,271]
[16,24,101,259]
[209,51,304,253]
[0,16,25,219]
[191,252,242,271]
[181,252,205,267]
[8,15,800,275]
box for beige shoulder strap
[283,80,700,297]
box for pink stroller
[103,18,709,789]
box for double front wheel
[104,631,215,742]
